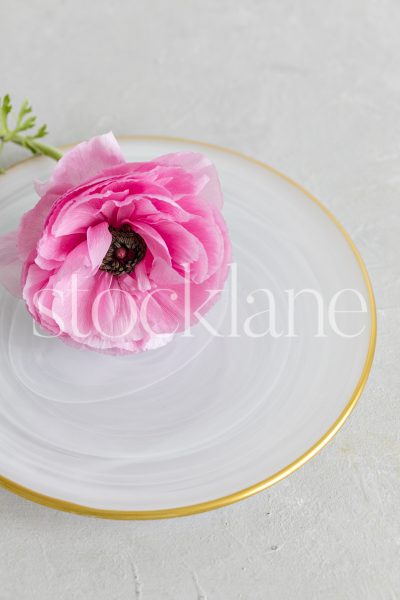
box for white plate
[0,137,376,518]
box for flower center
[99,224,147,276]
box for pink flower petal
[35,132,125,199]
[133,222,171,264]
[87,222,112,270]
[155,152,223,208]
[18,133,125,263]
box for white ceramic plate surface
[0,137,375,518]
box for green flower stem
[0,95,63,172]
[10,133,63,161]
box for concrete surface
[0,1,399,598]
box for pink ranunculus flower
[0,133,231,354]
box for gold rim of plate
[0,136,377,520]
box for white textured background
[1,1,399,598]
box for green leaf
[16,99,32,128]
[2,94,12,116]
[0,93,62,173]
[34,123,48,138]
[18,115,37,132]
[0,94,12,133]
